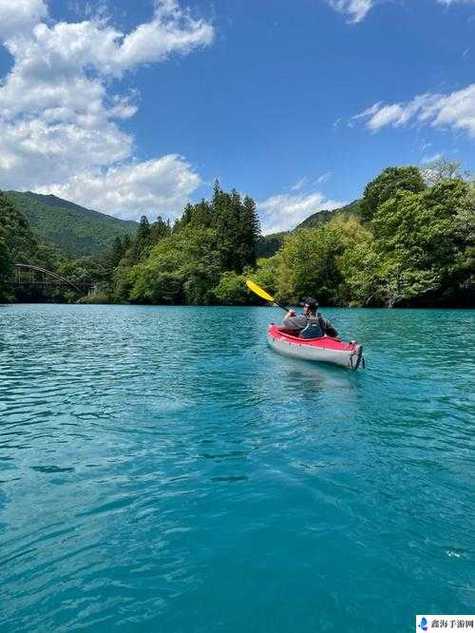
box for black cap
[302,296,319,310]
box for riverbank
[73,286,475,309]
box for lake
[0,304,474,632]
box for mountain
[295,199,362,230]
[4,191,137,258]
[257,200,363,258]
[256,232,287,258]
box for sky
[0,0,474,233]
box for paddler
[282,297,338,338]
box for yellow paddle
[245,279,289,312]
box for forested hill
[256,200,363,258]
[1,162,473,308]
[296,200,362,229]
[5,191,137,258]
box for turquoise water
[0,304,474,632]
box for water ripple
[0,304,474,632]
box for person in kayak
[282,297,338,339]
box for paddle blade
[246,279,275,303]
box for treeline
[2,162,474,308]
[97,165,473,308]
[251,164,474,307]
[96,182,260,304]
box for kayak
[267,324,364,370]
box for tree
[252,256,280,297]
[371,179,471,306]
[128,225,221,305]
[130,215,152,262]
[0,191,79,302]
[360,166,425,222]
[336,220,382,306]
[0,191,39,264]
[210,188,260,272]
[190,201,213,228]
[274,223,346,305]
[212,188,241,271]
[214,271,248,304]
[105,184,260,305]
[456,183,475,255]
[108,236,127,270]
[237,195,261,269]
[420,157,468,187]
[94,174,475,309]
[150,216,171,243]
[173,201,212,231]
[0,226,13,300]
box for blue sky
[0,0,474,232]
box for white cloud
[354,84,475,137]
[114,0,214,70]
[7,1,214,79]
[290,172,332,193]
[0,0,214,219]
[316,171,332,185]
[291,177,308,192]
[0,0,47,39]
[0,116,132,190]
[326,0,374,23]
[326,0,475,23]
[258,191,347,234]
[38,156,201,221]
[421,152,443,164]
[437,0,475,4]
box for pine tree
[131,215,152,262]
[238,195,260,268]
[175,204,194,231]
[191,200,213,227]
[150,216,171,243]
[212,189,240,270]
[137,215,151,241]
[213,178,222,201]
[109,237,125,269]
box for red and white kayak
[267,324,364,369]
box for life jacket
[300,319,324,339]
[300,314,338,339]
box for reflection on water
[0,304,474,632]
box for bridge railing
[13,264,96,294]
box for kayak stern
[267,324,364,369]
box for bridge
[12,264,96,294]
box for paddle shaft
[245,279,290,313]
[274,301,290,312]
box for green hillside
[256,232,287,258]
[5,191,137,258]
[257,200,362,258]
[296,199,362,230]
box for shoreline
[2,301,474,310]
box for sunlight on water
[0,304,474,632]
